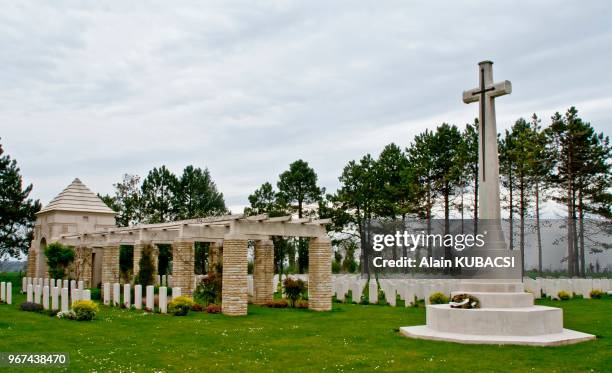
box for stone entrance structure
[400,61,595,346]
[27,178,116,284]
[28,181,333,316]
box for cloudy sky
[1,1,611,213]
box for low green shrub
[429,292,449,304]
[590,289,604,299]
[45,309,59,317]
[264,299,288,308]
[72,300,99,321]
[450,293,480,309]
[558,291,571,300]
[168,296,195,316]
[20,301,43,312]
[205,304,222,314]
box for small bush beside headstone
[590,289,604,299]
[168,296,195,316]
[283,278,306,308]
[72,300,99,321]
[558,291,571,300]
[205,304,222,314]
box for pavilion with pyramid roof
[27,178,116,283]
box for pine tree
[0,141,41,260]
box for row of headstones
[524,277,611,300]
[102,283,181,314]
[22,277,86,293]
[25,283,91,312]
[333,278,460,306]
[157,275,172,287]
[0,282,12,304]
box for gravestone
[103,283,111,305]
[34,285,41,304]
[42,285,49,310]
[82,290,91,301]
[123,284,131,308]
[159,286,167,313]
[146,285,154,310]
[134,285,142,310]
[61,287,69,312]
[113,283,120,306]
[368,279,378,304]
[0,281,5,302]
[22,277,27,293]
[51,287,59,310]
[6,283,11,304]
[172,287,181,300]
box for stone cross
[463,60,511,220]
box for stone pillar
[221,236,248,316]
[101,245,120,289]
[253,239,275,305]
[172,239,195,296]
[75,246,93,288]
[308,237,332,311]
[27,248,37,278]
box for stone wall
[221,237,248,316]
[308,237,332,311]
[253,239,274,305]
[172,240,194,295]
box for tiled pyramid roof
[38,178,116,215]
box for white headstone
[78,280,84,291]
[82,289,91,301]
[74,289,82,302]
[50,278,56,288]
[42,285,50,310]
[22,277,27,293]
[113,283,120,306]
[146,285,154,310]
[63,279,69,289]
[51,287,59,310]
[61,287,69,312]
[0,281,5,302]
[368,279,378,304]
[27,284,33,302]
[159,286,167,313]
[123,284,131,308]
[70,280,77,293]
[172,287,181,299]
[6,283,11,304]
[103,283,111,305]
[43,278,49,287]
[134,285,142,310]
[34,285,41,304]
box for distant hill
[0,261,26,273]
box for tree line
[0,106,609,278]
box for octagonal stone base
[400,325,595,346]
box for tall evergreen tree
[178,165,226,219]
[277,160,324,273]
[0,141,41,260]
[141,166,180,223]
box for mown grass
[0,272,610,372]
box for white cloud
[0,0,610,210]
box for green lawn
[0,273,610,372]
